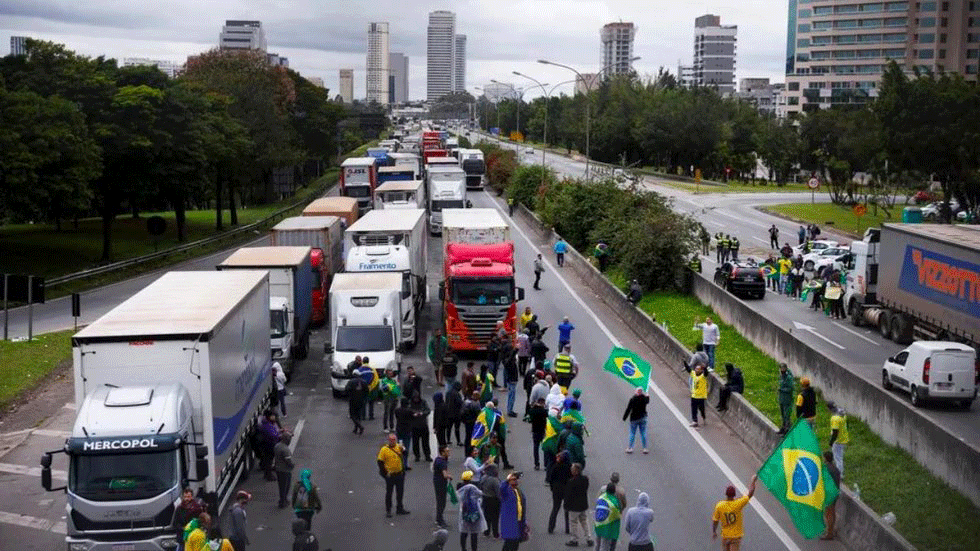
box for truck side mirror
[323,343,333,355]
[438,281,446,300]
[196,456,209,480]
[517,287,525,301]
[40,452,66,492]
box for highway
[0,186,843,549]
[476,132,980,453]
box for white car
[524,147,535,155]
[792,239,839,258]
[882,341,977,408]
[802,246,850,271]
[921,200,960,220]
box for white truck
[460,149,486,190]
[443,208,511,244]
[374,180,425,210]
[324,272,404,397]
[345,209,427,348]
[41,271,272,551]
[218,246,314,370]
[389,152,421,179]
[426,165,468,234]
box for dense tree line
[480,63,979,217]
[0,40,350,260]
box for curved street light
[538,56,641,178]
[513,72,576,186]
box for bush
[506,165,556,211]
[486,150,518,194]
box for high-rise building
[427,10,456,100]
[367,22,390,104]
[123,57,180,78]
[693,14,738,95]
[10,36,29,56]
[454,35,467,92]
[600,22,637,75]
[785,0,979,115]
[736,78,785,115]
[306,76,325,88]
[219,20,267,51]
[339,69,354,103]
[575,73,600,95]
[389,52,409,103]
[677,62,695,88]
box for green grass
[0,330,73,409]
[763,202,902,238]
[610,281,980,551]
[638,173,815,194]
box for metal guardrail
[47,182,335,288]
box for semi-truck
[218,246,313,368]
[340,157,379,215]
[845,223,980,347]
[374,180,425,210]
[41,271,272,551]
[388,152,421,179]
[270,216,344,326]
[303,196,359,227]
[460,149,486,190]
[344,209,427,348]
[324,272,404,397]
[426,165,467,234]
[441,208,524,352]
[377,166,416,186]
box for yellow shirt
[377,444,405,474]
[830,413,850,444]
[690,372,708,399]
[185,528,207,550]
[713,496,750,539]
[778,258,792,275]
[520,312,533,329]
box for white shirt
[694,322,720,346]
[274,370,287,391]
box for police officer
[730,236,740,262]
[689,254,702,274]
[552,345,579,392]
[714,233,725,263]
[720,234,731,263]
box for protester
[689,364,708,428]
[183,512,210,551]
[609,473,627,511]
[377,433,409,517]
[394,397,415,462]
[520,307,534,331]
[564,463,593,547]
[428,329,448,386]
[627,280,643,305]
[343,372,368,435]
[380,368,402,433]
[623,388,650,454]
[546,383,565,416]
[716,363,744,412]
[692,317,720,370]
[206,526,235,551]
[410,392,433,462]
[274,432,295,508]
[827,401,849,476]
[527,397,549,470]
[594,483,622,551]
[458,471,486,551]
[442,352,459,389]
[258,410,281,480]
[684,343,709,372]
[359,357,376,420]
[174,487,204,550]
[516,329,532,376]
[522,367,540,416]
[499,472,528,551]
[462,391,482,457]
[623,492,655,551]
[796,377,817,428]
[402,365,423,400]
[228,491,251,551]
[531,335,550,371]
[712,476,758,551]
[777,364,795,435]
[480,464,502,538]
[554,237,568,267]
[291,518,319,551]
[433,392,449,447]
[273,362,288,417]
[564,423,586,468]
[504,348,520,417]
[557,317,575,350]
[464,445,490,484]
[768,224,779,249]
[446,382,465,446]
[563,388,583,416]
[462,362,479,398]
[594,242,610,272]
[291,469,322,529]
[533,254,545,289]
[821,451,841,541]
[433,445,452,529]
[547,451,572,535]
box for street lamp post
[491,80,527,150]
[538,57,640,179]
[513,72,577,187]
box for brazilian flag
[358,367,380,399]
[757,421,839,539]
[380,377,401,399]
[594,492,622,539]
[479,372,495,403]
[603,347,652,389]
[540,415,563,455]
[470,406,499,450]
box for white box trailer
[442,208,511,245]
[426,166,467,234]
[44,271,272,551]
[374,180,425,210]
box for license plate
[112,546,136,551]
[934,382,953,389]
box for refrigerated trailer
[270,216,344,325]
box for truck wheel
[849,301,863,327]
[882,369,893,390]
[297,334,310,360]
[910,385,923,407]
[893,314,914,344]
[878,313,891,340]
[332,388,342,399]
[960,399,973,411]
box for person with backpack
[461,391,482,457]
[458,471,486,551]
[183,512,210,551]
[291,469,322,529]
[479,464,502,538]
[204,526,234,551]
[291,518,319,551]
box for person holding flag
[478,368,495,405]
[380,368,402,433]
[358,357,380,421]
[470,401,500,454]
[594,483,623,551]
[622,387,650,454]
[603,347,653,390]
[712,475,758,550]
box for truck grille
[71,503,174,532]
[457,306,510,346]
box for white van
[882,341,977,408]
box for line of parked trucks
[39,125,524,550]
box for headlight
[273,348,283,358]
[331,361,343,374]
[69,544,89,551]
[160,538,179,549]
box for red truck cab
[309,248,327,325]
[442,242,523,351]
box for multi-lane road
[0,184,846,549]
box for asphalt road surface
[0,188,849,550]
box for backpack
[462,489,481,523]
[294,484,310,510]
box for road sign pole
[27,275,33,342]
[812,189,815,204]
[3,274,8,341]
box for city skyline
[0,1,793,101]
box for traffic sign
[695,168,702,183]
[853,204,867,217]
[807,177,819,189]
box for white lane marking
[0,428,69,439]
[832,321,881,346]
[289,419,305,454]
[0,462,67,480]
[0,510,66,534]
[62,403,76,410]
[717,209,768,229]
[485,192,801,551]
[792,322,846,350]
[752,236,769,245]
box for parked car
[912,190,937,204]
[792,239,839,258]
[802,246,850,271]
[956,209,976,223]
[881,341,977,408]
[713,261,766,299]
[921,200,961,221]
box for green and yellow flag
[757,420,840,539]
[594,492,622,539]
[540,415,564,455]
[479,372,495,403]
[603,347,652,389]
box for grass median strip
[0,330,74,411]
[606,270,977,551]
[762,202,902,238]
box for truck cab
[460,149,486,190]
[270,296,292,364]
[426,166,467,235]
[340,157,379,215]
[374,180,425,210]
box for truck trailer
[303,196,359,227]
[340,157,379,215]
[270,216,344,326]
[426,165,467,235]
[374,180,425,210]
[42,271,272,551]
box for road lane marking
[485,191,801,551]
[752,236,769,245]
[0,510,67,534]
[716,209,768,229]
[0,462,66,480]
[792,322,846,350]
[289,418,305,454]
[832,321,881,346]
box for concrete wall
[514,204,916,551]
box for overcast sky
[1,0,788,100]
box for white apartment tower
[389,52,409,103]
[123,58,180,78]
[693,14,738,95]
[339,69,354,103]
[455,34,467,92]
[601,22,637,75]
[10,36,28,56]
[427,10,457,100]
[219,20,267,51]
[367,22,390,104]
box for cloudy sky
[1,0,789,100]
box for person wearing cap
[499,472,528,550]
[457,470,486,551]
[563,388,583,413]
[557,317,575,351]
[623,492,655,551]
[623,388,650,454]
[827,401,849,476]
[712,475,758,551]
[776,363,795,435]
[377,432,410,518]
[796,377,817,428]
[228,491,251,551]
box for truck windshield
[70,450,178,502]
[335,326,394,352]
[452,279,513,305]
[344,186,371,198]
[270,309,287,339]
[431,199,465,212]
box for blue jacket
[554,241,568,254]
[499,480,527,540]
[558,322,574,343]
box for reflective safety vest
[731,238,740,249]
[554,354,573,374]
[689,258,702,271]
